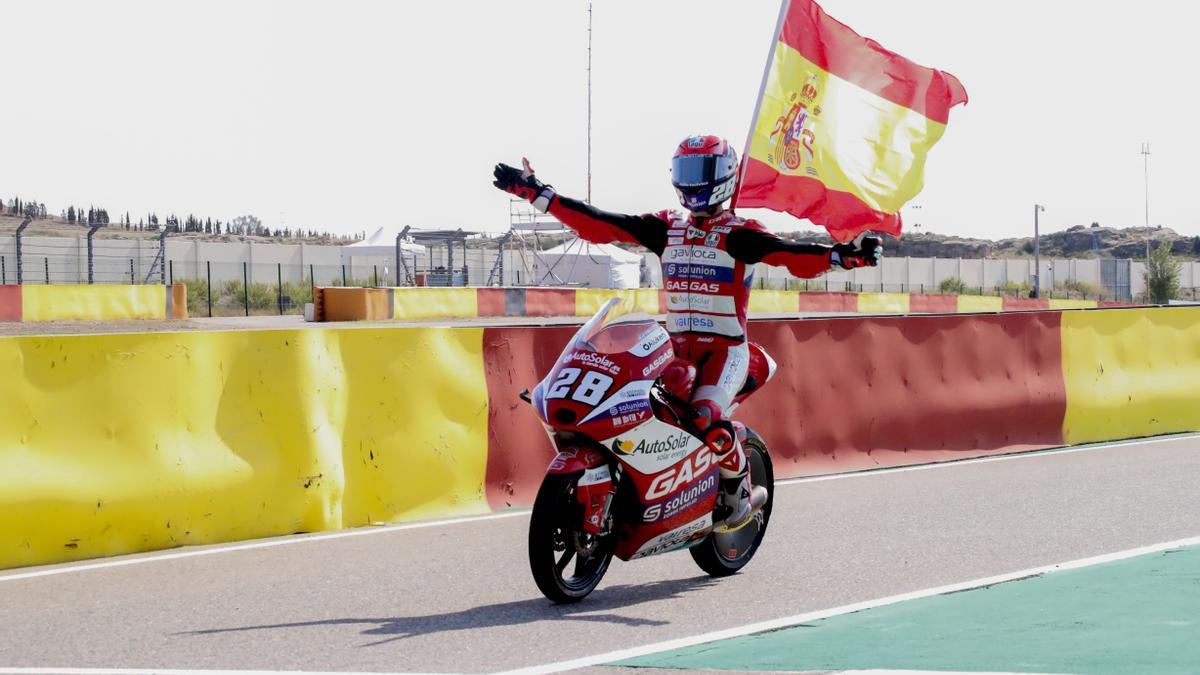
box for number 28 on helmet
[671,135,739,212]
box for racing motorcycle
[521,298,776,603]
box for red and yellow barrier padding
[0,284,186,322]
[0,326,489,569]
[3,305,1191,570]
[482,306,1194,509]
[312,286,1116,323]
[1061,307,1200,444]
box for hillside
[0,214,354,245]
[780,224,1200,260]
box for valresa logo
[682,316,715,329]
[634,431,692,456]
[641,350,671,376]
[569,352,620,374]
[646,446,715,500]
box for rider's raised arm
[726,226,834,279]
[493,159,667,255]
[726,224,882,278]
[547,196,668,256]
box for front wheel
[528,472,614,603]
[690,429,774,577]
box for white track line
[0,511,528,583]
[498,536,1200,675]
[0,670,431,675]
[774,432,1199,487]
[2,433,1195,584]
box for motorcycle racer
[494,134,881,531]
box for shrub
[218,280,276,310]
[1053,279,1097,299]
[1145,240,1181,304]
[281,280,313,306]
[177,277,210,315]
[939,277,966,294]
[997,280,1033,297]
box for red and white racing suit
[545,194,835,416]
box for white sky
[2,1,1197,239]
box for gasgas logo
[645,446,716,500]
[666,280,719,293]
[641,350,671,376]
[642,473,716,522]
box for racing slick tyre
[690,428,774,577]
[528,472,614,603]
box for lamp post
[1141,142,1151,262]
[1033,204,1046,298]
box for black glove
[831,235,883,269]
[493,158,554,210]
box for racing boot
[706,423,768,533]
[715,466,768,533]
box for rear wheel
[528,472,614,603]
[690,429,774,576]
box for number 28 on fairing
[544,367,614,406]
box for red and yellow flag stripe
[736,0,967,242]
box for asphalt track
[2,434,1198,674]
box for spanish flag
[735,0,968,242]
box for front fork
[546,446,619,537]
[575,464,617,536]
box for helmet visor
[672,153,737,188]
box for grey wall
[6,233,1200,301]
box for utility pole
[1033,204,1045,298]
[586,0,593,203]
[1141,142,1151,261]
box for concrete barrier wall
[2,305,1195,570]
[0,284,186,321]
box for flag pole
[732,0,790,206]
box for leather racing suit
[544,194,836,415]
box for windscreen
[570,298,658,355]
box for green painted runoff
[614,545,1200,674]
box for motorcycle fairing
[546,447,607,474]
[600,417,705,475]
[611,440,723,561]
[627,512,713,559]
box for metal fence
[756,277,1200,303]
[5,227,1200,311]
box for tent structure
[340,227,428,284]
[534,239,643,289]
[341,227,427,258]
